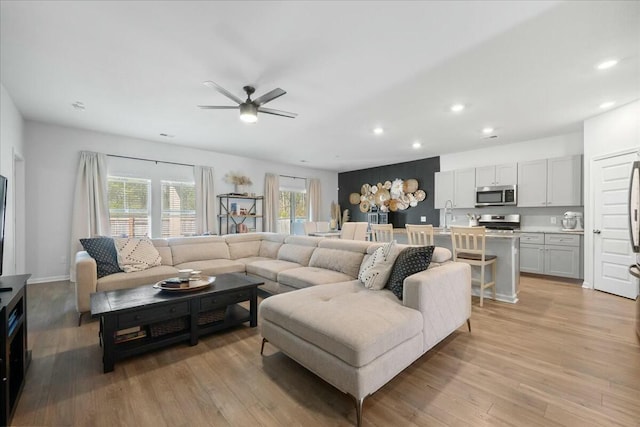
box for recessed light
[71,101,85,111]
[412,142,422,149]
[482,127,494,134]
[450,104,465,113]
[599,101,615,109]
[596,59,618,70]
[159,133,175,138]
[373,127,384,135]
[300,159,308,163]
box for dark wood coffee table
[90,272,262,373]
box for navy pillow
[80,237,122,278]
[386,246,435,300]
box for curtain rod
[107,154,194,168]
[279,174,306,180]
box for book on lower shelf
[114,326,147,343]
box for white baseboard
[27,275,70,284]
[471,289,518,304]
[582,281,592,289]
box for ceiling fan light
[239,103,258,123]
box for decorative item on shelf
[224,171,252,195]
[349,177,426,213]
[239,207,248,216]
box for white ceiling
[1,1,639,172]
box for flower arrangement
[224,172,252,186]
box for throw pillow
[114,237,162,273]
[358,241,401,290]
[386,246,435,300]
[80,237,122,278]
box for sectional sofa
[75,232,471,426]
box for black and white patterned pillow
[80,237,123,278]
[386,246,435,300]
[358,241,401,290]
[114,237,162,273]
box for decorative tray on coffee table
[153,276,216,292]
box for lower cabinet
[520,233,582,279]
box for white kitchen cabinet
[517,159,547,207]
[434,168,475,208]
[453,168,476,208]
[434,170,454,209]
[519,232,582,279]
[476,163,517,187]
[518,155,582,207]
[547,155,582,206]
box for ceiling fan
[199,81,298,123]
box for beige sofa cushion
[247,259,302,281]
[228,240,261,260]
[277,244,316,266]
[173,259,245,276]
[96,265,178,292]
[151,239,173,266]
[259,241,282,258]
[235,256,272,265]
[308,248,364,278]
[277,267,354,290]
[259,281,423,367]
[170,241,231,265]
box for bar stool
[405,224,434,245]
[370,224,394,242]
[450,226,496,307]
[341,222,369,241]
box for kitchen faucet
[444,199,453,230]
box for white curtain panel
[306,178,321,221]
[194,165,216,235]
[69,151,110,281]
[264,173,279,232]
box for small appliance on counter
[562,211,583,231]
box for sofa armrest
[402,262,471,352]
[75,251,98,313]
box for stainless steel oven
[475,185,517,207]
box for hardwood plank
[11,276,640,426]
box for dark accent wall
[338,156,440,228]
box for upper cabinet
[475,163,517,187]
[454,168,476,208]
[434,168,476,209]
[434,170,454,209]
[518,155,582,207]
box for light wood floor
[12,276,640,427]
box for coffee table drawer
[118,301,190,329]
[200,290,252,310]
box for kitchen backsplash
[440,206,584,230]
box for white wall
[583,100,640,290]
[0,84,26,276]
[440,132,584,171]
[25,120,338,282]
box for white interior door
[593,152,639,299]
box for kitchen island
[392,228,520,303]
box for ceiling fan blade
[258,107,298,118]
[203,81,242,104]
[253,88,286,106]
[198,105,238,109]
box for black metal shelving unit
[217,194,263,234]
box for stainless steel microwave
[475,185,517,207]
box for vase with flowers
[224,172,252,195]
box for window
[161,180,196,237]
[278,191,306,234]
[108,177,151,237]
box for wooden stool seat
[450,226,497,307]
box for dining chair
[370,223,394,242]
[450,226,497,307]
[405,224,434,246]
[303,221,317,235]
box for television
[0,175,6,276]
